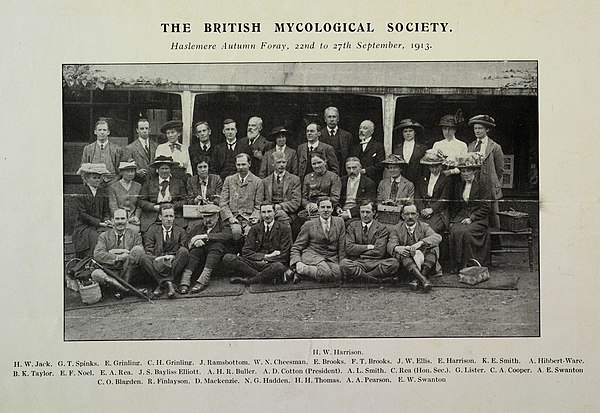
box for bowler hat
[420,149,446,165]
[148,155,178,168]
[394,118,424,132]
[267,126,293,142]
[468,115,496,128]
[160,120,183,133]
[77,163,110,176]
[438,114,459,127]
[381,154,407,166]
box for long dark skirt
[448,218,490,268]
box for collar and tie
[99,143,106,150]
[474,139,482,152]
[390,180,399,200]
[227,141,236,151]
[160,179,169,196]
[116,233,123,247]
[169,143,180,152]
[164,228,172,243]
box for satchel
[458,259,490,285]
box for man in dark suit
[138,155,187,233]
[238,116,274,176]
[259,126,298,178]
[180,204,233,293]
[338,157,377,225]
[340,201,399,282]
[225,202,292,284]
[188,121,214,173]
[393,119,428,186]
[210,118,251,180]
[122,118,158,184]
[349,120,386,182]
[141,204,188,297]
[320,106,352,168]
[297,121,339,180]
[81,118,122,185]
[263,151,301,225]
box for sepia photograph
[63,61,540,341]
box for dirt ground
[64,254,539,340]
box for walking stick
[92,259,154,304]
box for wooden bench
[489,228,534,272]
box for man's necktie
[143,142,149,155]
[117,234,123,248]
[473,139,482,152]
[390,180,399,200]
[165,230,172,243]
[228,144,234,151]
[324,222,330,236]
[100,144,105,150]
[160,180,168,197]
[201,145,206,152]
[363,224,369,243]
[276,175,281,185]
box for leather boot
[410,267,432,292]
[179,269,193,294]
[165,281,176,298]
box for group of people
[71,107,504,297]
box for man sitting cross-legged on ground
[140,203,188,298]
[340,200,399,282]
[224,202,292,285]
[180,204,233,293]
[387,204,442,293]
[289,197,346,283]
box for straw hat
[76,163,110,176]
[468,114,496,128]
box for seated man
[300,151,341,218]
[91,208,148,298]
[138,155,187,233]
[180,204,232,293]
[220,153,264,240]
[263,150,301,226]
[338,157,377,225]
[141,203,188,298]
[387,205,442,293]
[289,198,346,283]
[340,201,399,282]
[224,202,292,285]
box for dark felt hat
[267,126,293,142]
[148,155,178,168]
[381,154,407,166]
[438,114,458,127]
[394,118,424,132]
[160,120,183,133]
[468,115,496,128]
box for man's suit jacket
[415,172,451,227]
[321,127,352,168]
[242,221,292,265]
[349,140,386,182]
[290,216,346,266]
[387,221,442,257]
[345,219,390,260]
[263,171,301,214]
[122,138,158,183]
[259,146,298,178]
[143,223,187,258]
[93,228,142,267]
[210,139,252,179]
[71,184,110,253]
[138,177,187,232]
[339,174,377,218]
[81,141,122,179]
[451,178,491,224]
[377,176,415,206]
[219,172,264,222]
[393,141,427,185]
[239,135,274,176]
[186,218,233,246]
[297,141,340,179]
[467,138,504,199]
[188,140,214,172]
[186,174,223,204]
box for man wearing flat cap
[138,155,187,233]
[81,118,122,185]
[180,204,232,293]
[259,126,298,178]
[468,114,504,228]
[393,119,427,186]
[122,118,158,184]
[155,120,193,181]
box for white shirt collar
[360,136,372,145]
[138,137,149,145]
[162,225,172,233]
[319,216,331,226]
[362,220,373,230]
[159,177,170,184]
[405,222,417,232]
[86,184,98,196]
[327,126,338,135]
[275,170,286,179]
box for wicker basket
[458,259,490,285]
[497,208,529,232]
[377,205,403,225]
[77,280,102,305]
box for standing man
[188,121,214,172]
[263,151,302,225]
[225,202,292,285]
[349,120,385,182]
[239,116,274,176]
[219,153,265,240]
[320,106,352,168]
[210,118,251,179]
[122,118,158,184]
[467,114,504,228]
[141,203,188,297]
[138,155,187,233]
[393,119,427,186]
[289,198,346,283]
[297,121,339,181]
[155,120,193,180]
[387,205,442,292]
[340,201,399,282]
[338,157,377,225]
[81,118,122,185]
[260,126,298,178]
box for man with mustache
[349,120,385,182]
[239,116,274,176]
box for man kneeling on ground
[225,202,292,285]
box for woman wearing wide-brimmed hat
[155,120,193,181]
[108,160,143,232]
[392,118,427,185]
[376,154,414,209]
[259,126,299,178]
[71,163,112,258]
[415,149,452,234]
[448,153,491,273]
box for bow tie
[170,143,180,149]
